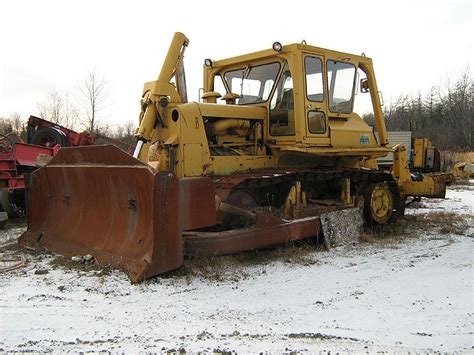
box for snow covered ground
[0,181,473,353]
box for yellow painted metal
[358,60,388,146]
[183,143,204,177]
[198,103,266,120]
[134,32,189,160]
[155,32,189,98]
[283,181,306,219]
[391,144,446,198]
[275,145,391,157]
[212,119,251,135]
[201,92,221,103]
[137,32,446,202]
[341,178,352,205]
[369,183,393,223]
[203,43,389,151]
[210,155,276,175]
[412,137,432,169]
[362,158,379,170]
[391,144,412,185]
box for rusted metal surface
[0,140,57,190]
[184,212,321,257]
[27,115,96,147]
[432,173,455,185]
[178,177,216,231]
[22,148,447,282]
[429,173,456,198]
[19,145,216,282]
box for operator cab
[203,41,383,150]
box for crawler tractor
[20,33,453,282]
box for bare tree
[37,90,62,124]
[36,89,79,128]
[123,121,136,144]
[79,70,109,133]
[115,124,124,139]
[9,112,22,132]
[383,68,473,150]
[0,116,12,134]
[111,121,136,145]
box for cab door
[302,54,330,145]
[268,61,297,144]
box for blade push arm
[133,32,189,159]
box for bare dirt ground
[0,181,473,353]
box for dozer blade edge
[19,145,216,283]
[19,144,328,282]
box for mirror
[360,78,370,93]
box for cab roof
[211,43,373,68]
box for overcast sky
[0,0,472,131]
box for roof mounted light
[204,58,213,68]
[272,42,282,52]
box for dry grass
[359,232,374,243]
[4,205,469,284]
[165,209,471,283]
[420,211,471,235]
[441,150,474,172]
[362,210,470,246]
[161,239,324,283]
[48,255,112,275]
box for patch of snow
[407,183,474,216]
[0,183,473,352]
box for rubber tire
[363,182,394,225]
[30,127,68,147]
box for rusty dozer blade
[19,145,215,283]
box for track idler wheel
[363,182,394,225]
[222,190,258,230]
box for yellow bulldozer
[19,33,453,282]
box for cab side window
[213,75,227,105]
[308,111,326,133]
[269,63,295,136]
[305,56,324,102]
[327,60,356,114]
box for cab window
[308,111,326,133]
[305,56,324,102]
[213,75,227,104]
[224,62,280,105]
[269,62,295,136]
[327,60,356,114]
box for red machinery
[0,116,96,216]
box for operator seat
[270,89,295,135]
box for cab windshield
[224,62,280,105]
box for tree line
[2,70,472,151]
[0,70,136,146]
[364,70,473,150]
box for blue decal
[359,134,370,145]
